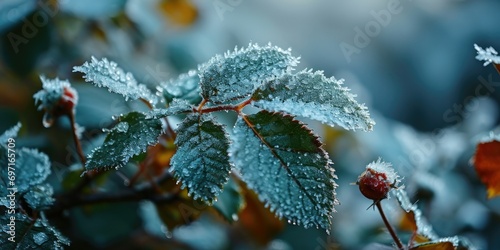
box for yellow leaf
[158,0,198,26]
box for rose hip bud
[356,158,401,203]
[33,76,79,128]
[54,86,78,116]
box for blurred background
[1,0,500,249]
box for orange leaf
[494,63,500,76]
[130,134,176,185]
[410,241,455,250]
[236,184,284,245]
[399,210,431,244]
[473,139,500,199]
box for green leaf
[159,70,202,105]
[230,111,337,231]
[0,213,70,249]
[253,70,375,131]
[213,178,245,223]
[171,114,231,203]
[86,112,163,171]
[73,57,158,105]
[23,184,55,211]
[199,43,299,104]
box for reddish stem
[375,202,404,250]
[198,98,253,113]
[68,112,86,166]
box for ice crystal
[474,44,500,66]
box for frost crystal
[33,76,77,111]
[253,70,374,131]
[474,44,500,66]
[159,70,202,105]
[171,114,232,203]
[230,111,337,231]
[73,56,158,105]
[365,158,401,187]
[199,43,299,104]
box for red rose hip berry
[356,159,401,203]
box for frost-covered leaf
[395,189,477,249]
[86,112,163,171]
[73,57,158,105]
[230,111,337,231]
[199,43,299,104]
[213,178,245,222]
[0,123,21,144]
[159,70,202,105]
[0,148,51,199]
[472,133,500,199]
[0,126,51,209]
[253,70,374,131]
[0,213,70,249]
[144,99,194,119]
[394,188,439,241]
[410,237,477,250]
[474,44,500,66]
[171,114,231,203]
[410,241,454,250]
[23,184,55,210]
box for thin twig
[47,172,175,217]
[375,202,404,250]
[68,112,86,166]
